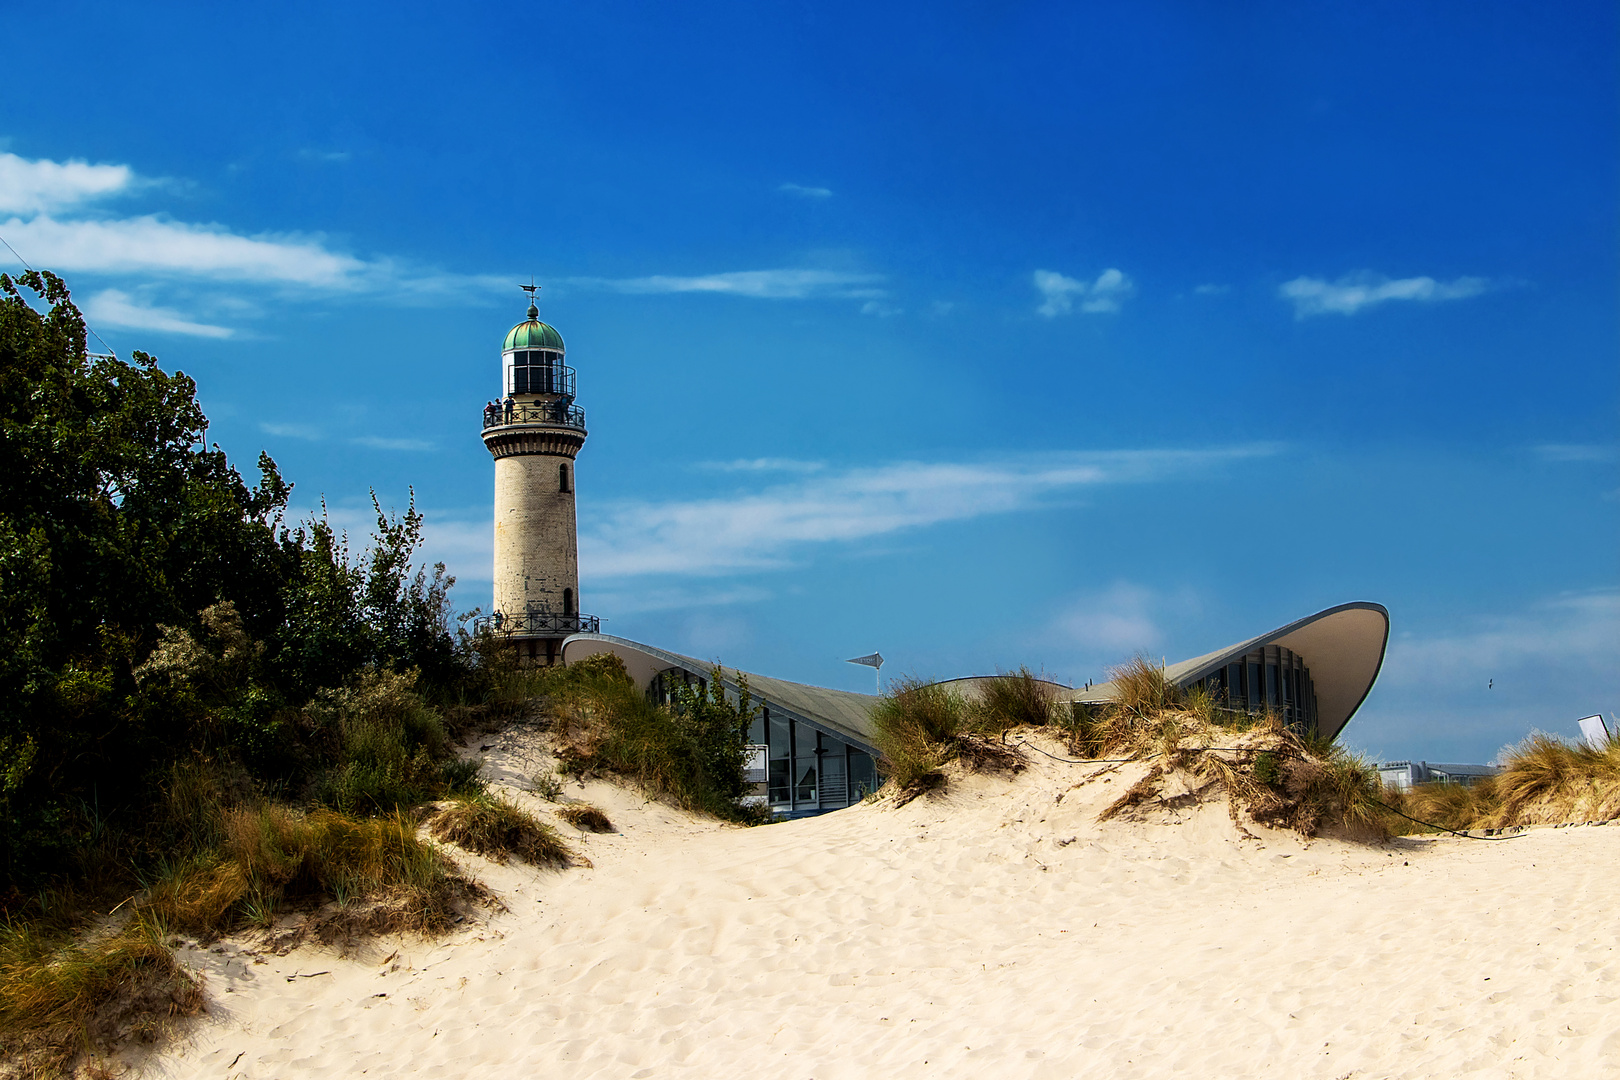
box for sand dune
[153,731,1620,1079]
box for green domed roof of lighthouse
[503,304,565,352]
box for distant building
[472,304,1395,815]
[1377,760,1502,791]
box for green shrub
[545,657,761,821]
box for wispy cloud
[0,150,506,310]
[0,151,134,215]
[698,458,827,474]
[82,288,232,338]
[297,149,352,163]
[582,445,1277,578]
[351,436,437,452]
[570,268,884,300]
[1534,444,1617,463]
[1193,283,1230,296]
[860,299,900,317]
[1374,591,1619,702]
[259,421,322,440]
[585,583,775,615]
[778,182,832,199]
[1033,268,1135,317]
[2,213,372,287]
[1279,272,1489,318]
[1048,582,1168,654]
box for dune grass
[0,913,204,1079]
[144,803,465,938]
[555,804,615,833]
[1381,733,1620,834]
[427,794,578,868]
[869,674,1039,799]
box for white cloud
[1193,283,1230,296]
[860,299,900,317]
[571,268,884,300]
[1379,591,1619,690]
[581,445,1276,578]
[1049,582,1166,654]
[699,458,826,474]
[586,583,775,615]
[0,151,133,215]
[351,436,437,451]
[1534,444,1617,463]
[259,421,322,440]
[81,288,232,338]
[2,214,368,287]
[1279,272,1488,318]
[778,182,832,199]
[297,149,351,163]
[1033,268,1135,317]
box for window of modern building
[849,750,878,799]
[793,720,819,806]
[768,711,791,806]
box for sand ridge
[152,730,1620,1079]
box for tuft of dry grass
[970,668,1059,732]
[427,794,580,868]
[869,679,964,795]
[1380,732,1620,834]
[144,804,463,939]
[0,913,204,1079]
[555,804,614,833]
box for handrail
[482,401,586,431]
[474,611,600,636]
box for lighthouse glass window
[509,350,560,395]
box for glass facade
[649,668,880,815]
[1192,644,1319,732]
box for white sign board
[1576,715,1611,750]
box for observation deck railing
[511,363,575,399]
[482,400,587,432]
[474,610,601,636]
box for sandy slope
[151,732,1620,1080]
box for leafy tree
[0,271,469,887]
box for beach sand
[151,732,1620,1079]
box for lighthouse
[480,286,598,664]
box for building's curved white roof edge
[560,632,881,753]
[1062,602,1390,742]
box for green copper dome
[503,305,565,352]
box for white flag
[846,652,884,670]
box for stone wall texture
[492,450,579,619]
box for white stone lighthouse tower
[480,287,596,664]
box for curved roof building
[1062,601,1390,743]
[561,601,1388,815]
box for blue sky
[3,1,1615,763]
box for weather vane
[520,278,540,315]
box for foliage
[0,272,483,890]
[543,654,761,821]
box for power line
[0,230,120,359]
